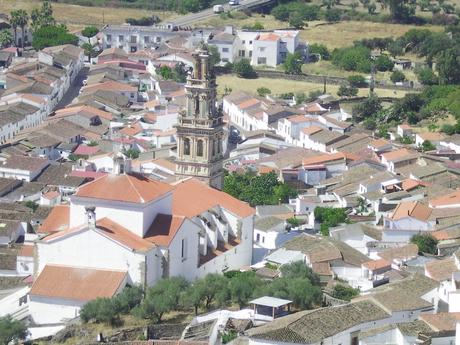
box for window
[130,93,135,98]
[184,138,191,155]
[130,46,137,53]
[238,50,245,57]
[262,236,265,243]
[257,57,267,65]
[249,50,252,57]
[197,140,204,157]
[106,34,112,42]
[256,233,260,242]
[249,40,252,45]
[222,58,229,62]
[106,44,111,49]
[242,40,245,44]
[118,35,124,42]
[130,35,137,43]
[144,36,150,43]
[156,37,161,42]
[222,47,229,53]
[259,47,265,52]
[181,238,187,260]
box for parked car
[229,0,239,5]
[213,4,224,13]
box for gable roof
[172,178,254,218]
[38,204,70,233]
[30,265,126,301]
[430,189,460,208]
[75,173,174,204]
[425,257,458,282]
[377,244,419,262]
[144,214,186,247]
[390,201,432,222]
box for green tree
[352,94,382,122]
[284,52,303,74]
[233,58,255,78]
[208,44,220,66]
[289,12,305,29]
[280,261,321,286]
[264,277,322,309]
[421,140,436,152]
[314,207,348,235]
[115,285,143,314]
[32,25,78,50]
[271,5,290,21]
[136,277,188,322]
[410,233,438,254]
[229,272,261,309]
[374,55,394,72]
[81,26,99,43]
[416,68,438,85]
[13,10,29,49]
[82,42,96,63]
[325,8,341,21]
[388,40,404,57]
[367,2,377,13]
[390,70,406,83]
[9,10,19,47]
[159,65,173,79]
[0,316,28,345]
[436,48,460,85]
[124,148,140,159]
[273,183,298,203]
[347,75,367,87]
[257,87,271,97]
[30,0,55,32]
[337,84,358,97]
[331,45,372,72]
[80,297,121,325]
[309,43,330,60]
[331,284,359,301]
[385,0,416,22]
[0,29,13,48]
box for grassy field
[217,74,410,99]
[0,0,175,30]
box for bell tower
[175,44,224,190]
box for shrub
[331,284,359,301]
[390,70,406,83]
[233,59,255,78]
[257,87,271,97]
[347,75,367,87]
[325,8,341,22]
[32,25,78,50]
[411,234,438,255]
[374,55,394,72]
[332,45,371,72]
[309,43,330,60]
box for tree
[309,43,330,60]
[0,29,13,48]
[337,84,358,97]
[257,87,271,97]
[416,68,438,85]
[136,277,188,322]
[322,0,339,9]
[352,94,382,122]
[374,55,394,72]
[289,12,305,29]
[159,65,173,79]
[32,25,78,50]
[13,10,29,49]
[0,316,28,345]
[82,43,96,63]
[436,48,460,85]
[81,26,99,43]
[80,297,121,325]
[208,45,220,66]
[385,0,416,22]
[331,284,359,301]
[30,0,55,32]
[284,52,303,74]
[331,45,372,72]
[9,10,19,47]
[125,16,160,26]
[410,234,438,254]
[347,75,367,88]
[314,207,348,236]
[233,58,255,78]
[325,8,341,21]
[388,40,404,57]
[390,70,406,83]
[124,148,140,159]
[116,285,143,314]
[264,277,322,309]
[229,272,261,309]
[280,261,321,286]
[420,140,436,152]
[367,2,377,13]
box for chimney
[85,206,96,229]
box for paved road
[54,66,89,111]
[171,0,272,26]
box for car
[229,0,239,5]
[213,4,224,13]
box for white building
[32,158,254,324]
[0,155,49,182]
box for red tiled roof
[390,201,432,222]
[74,144,100,156]
[144,214,185,247]
[39,204,70,233]
[75,173,174,204]
[30,265,127,301]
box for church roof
[172,178,254,218]
[75,173,174,204]
[144,213,186,246]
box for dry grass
[0,0,175,31]
[217,74,410,98]
[299,20,443,49]
[197,13,285,30]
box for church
[29,46,254,325]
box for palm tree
[0,29,13,48]
[9,10,19,47]
[82,43,95,63]
[15,10,29,49]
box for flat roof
[250,296,292,308]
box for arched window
[197,140,204,157]
[184,138,191,155]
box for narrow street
[54,66,89,111]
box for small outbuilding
[250,296,292,321]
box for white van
[213,4,224,13]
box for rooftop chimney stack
[85,206,96,229]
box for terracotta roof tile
[420,312,460,331]
[257,33,280,41]
[430,189,460,208]
[39,204,70,233]
[390,201,432,222]
[425,257,458,282]
[377,244,418,262]
[144,214,185,246]
[75,173,174,204]
[362,259,391,271]
[301,126,323,136]
[381,148,416,162]
[18,244,34,257]
[302,152,357,166]
[172,178,254,218]
[30,265,126,301]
